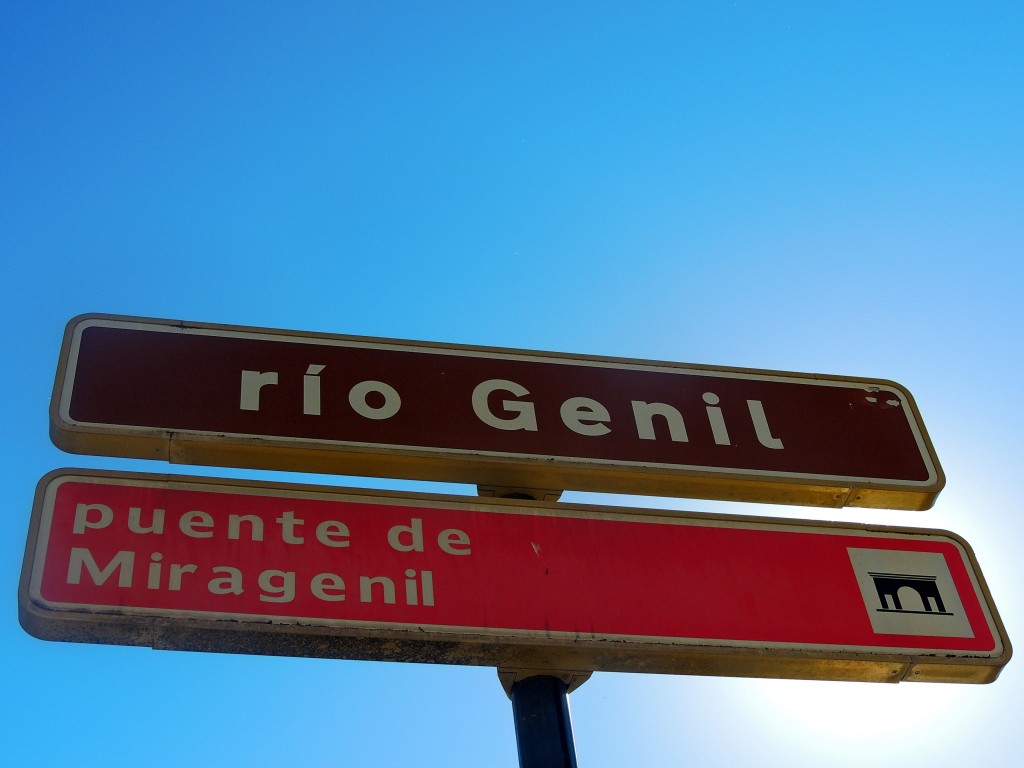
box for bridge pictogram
[869,572,953,615]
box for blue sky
[2,3,1022,766]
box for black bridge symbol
[869,572,954,615]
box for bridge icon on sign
[869,572,953,616]
[848,548,973,638]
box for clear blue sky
[2,3,1022,766]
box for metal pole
[510,675,579,768]
[481,487,579,768]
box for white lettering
[748,399,784,449]
[311,573,346,601]
[67,547,134,587]
[421,570,435,606]
[147,553,196,590]
[472,379,538,431]
[560,396,611,436]
[258,569,295,603]
[180,510,215,538]
[438,529,472,556]
[239,370,278,411]
[303,364,326,415]
[349,380,401,420]
[209,566,244,595]
[73,503,113,534]
[128,506,165,534]
[276,510,304,544]
[404,569,420,605]
[315,520,351,547]
[360,575,396,604]
[631,401,688,442]
[168,562,198,590]
[147,552,163,589]
[388,518,424,552]
[703,392,731,445]
[228,514,264,541]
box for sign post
[51,314,943,510]
[33,314,1011,767]
[21,469,1009,683]
[510,676,578,768]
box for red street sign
[21,470,1008,683]
[51,314,944,510]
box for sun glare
[748,677,967,742]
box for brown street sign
[51,314,944,509]
[20,470,1007,683]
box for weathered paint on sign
[20,470,1006,683]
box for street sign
[51,314,943,510]
[21,470,1008,683]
